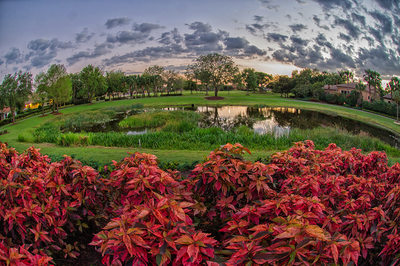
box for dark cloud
[0,59,3,66]
[312,0,352,10]
[186,21,212,33]
[338,33,351,42]
[374,0,399,10]
[27,39,50,51]
[315,33,332,48]
[243,45,266,56]
[27,38,73,51]
[333,17,362,38]
[225,37,248,49]
[257,0,279,10]
[289,23,307,33]
[30,50,57,67]
[67,43,111,65]
[328,47,356,68]
[290,36,309,47]
[133,23,163,33]
[106,31,148,44]
[184,22,226,54]
[22,38,73,68]
[266,33,288,43]
[75,28,95,43]
[4,47,21,64]
[370,11,393,34]
[159,28,182,45]
[224,37,265,57]
[357,47,400,75]
[312,15,329,30]
[351,13,366,25]
[103,44,185,66]
[254,15,263,22]
[369,27,384,44]
[105,17,130,29]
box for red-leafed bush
[0,241,53,266]
[0,142,106,264]
[91,152,217,265]
[2,140,400,265]
[189,143,277,229]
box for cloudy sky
[0,0,399,79]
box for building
[383,93,393,104]
[323,82,379,102]
[0,107,11,120]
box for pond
[81,105,399,148]
[164,105,400,148]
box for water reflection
[196,106,399,147]
[127,129,148,135]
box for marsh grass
[118,110,201,130]
[28,126,400,157]
[60,104,143,132]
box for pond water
[194,106,400,147]
[80,105,399,148]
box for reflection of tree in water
[198,106,256,130]
[271,109,320,129]
[196,106,399,147]
[246,107,268,119]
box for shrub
[2,141,400,265]
[0,143,106,263]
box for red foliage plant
[0,142,105,265]
[2,141,400,265]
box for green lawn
[1,91,399,167]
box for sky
[0,0,399,80]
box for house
[323,82,378,102]
[0,107,11,120]
[383,93,393,104]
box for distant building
[323,82,379,102]
[0,107,11,120]
[383,93,393,104]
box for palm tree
[388,77,400,122]
[355,82,366,107]
[338,70,354,84]
[363,69,382,99]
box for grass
[1,91,400,166]
[119,110,200,129]
[23,126,400,158]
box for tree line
[1,52,398,123]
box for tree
[174,77,186,95]
[162,70,178,95]
[355,82,366,107]
[338,70,354,84]
[41,64,72,113]
[271,75,294,98]
[363,69,383,99]
[125,75,139,98]
[188,53,238,97]
[388,77,400,122]
[80,65,106,102]
[232,73,245,91]
[0,71,33,123]
[143,65,164,97]
[52,76,72,111]
[106,71,125,100]
[242,68,258,94]
[255,72,273,92]
[69,73,85,104]
[34,72,49,116]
